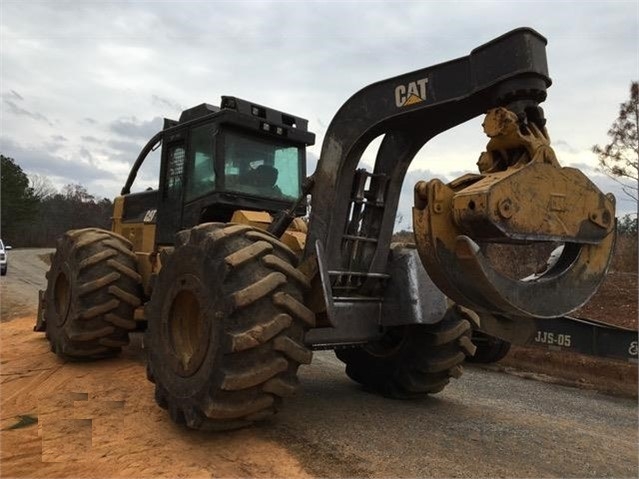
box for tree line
[1,155,112,247]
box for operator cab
[185,122,303,205]
[118,97,315,246]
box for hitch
[413,108,616,318]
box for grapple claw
[457,234,613,317]
[412,108,617,319]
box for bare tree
[29,173,57,200]
[592,81,639,204]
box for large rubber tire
[466,331,512,363]
[335,309,476,398]
[44,228,142,360]
[145,223,315,431]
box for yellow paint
[230,210,306,254]
[111,196,156,253]
[403,94,423,106]
[111,196,125,234]
[230,210,273,230]
[282,231,306,254]
[290,217,308,233]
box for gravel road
[1,248,637,478]
[282,353,638,478]
[0,248,53,320]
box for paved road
[0,248,53,320]
[1,248,637,478]
[279,353,638,477]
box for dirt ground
[576,271,638,329]
[1,249,637,478]
[2,316,637,479]
[1,318,313,478]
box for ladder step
[342,234,378,243]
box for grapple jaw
[413,108,616,319]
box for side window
[186,125,216,201]
[165,145,185,197]
[273,147,301,198]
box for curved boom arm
[304,28,551,272]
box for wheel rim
[168,288,208,376]
[54,271,71,326]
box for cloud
[109,116,163,140]
[151,95,182,113]
[306,151,319,176]
[553,139,580,155]
[107,139,143,156]
[0,0,636,209]
[0,136,118,185]
[3,99,53,126]
[79,146,93,161]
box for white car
[0,239,11,276]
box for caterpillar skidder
[36,28,636,431]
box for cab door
[155,131,187,245]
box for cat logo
[395,78,429,107]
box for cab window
[223,131,301,201]
[165,145,185,196]
[186,124,216,201]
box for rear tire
[44,228,142,360]
[335,308,476,398]
[145,223,315,431]
[466,331,511,363]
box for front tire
[145,223,315,431]
[335,308,476,398]
[44,228,142,360]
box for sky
[1,0,638,229]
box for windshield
[223,131,302,201]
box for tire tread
[44,228,142,360]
